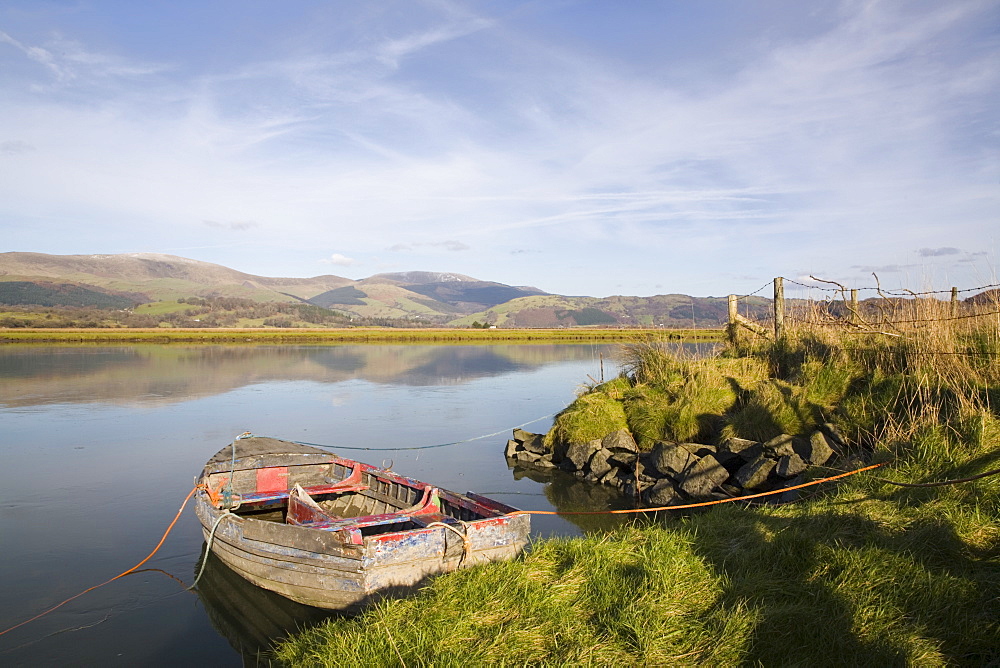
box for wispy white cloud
[204,220,258,231]
[377,15,494,68]
[322,253,361,267]
[0,29,64,78]
[919,247,962,257]
[850,264,915,274]
[0,139,34,155]
[0,28,167,84]
[389,240,470,252]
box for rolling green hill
[0,251,771,328]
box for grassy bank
[279,492,998,665]
[276,296,1000,666]
[0,327,723,345]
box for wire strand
[291,413,556,452]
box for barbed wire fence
[725,276,1000,356]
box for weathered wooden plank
[207,437,333,464]
[197,496,365,560]
[208,463,339,496]
[363,543,525,591]
[204,452,337,477]
[464,491,521,515]
[364,526,452,567]
[209,548,368,609]
[357,485,417,510]
[236,511,358,554]
[362,515,529,567]
[464,543,527,564]
[207,523,366,572]
[363,557,462,591]
[286,464,335,489]
[209,539,366,589]
[466,515,530,550]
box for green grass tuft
[277,527,747,667]
[621,385,672,448]
[546,382,630,446]
[722,379,807,442]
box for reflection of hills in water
[193,547,335,665]
[511,464,639,533]
[0,344,609,407]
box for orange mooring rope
[0,462,893,638]
[510,461,888,516]
[0,485,199,639]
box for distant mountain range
[0,252,771,327]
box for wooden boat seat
[230,463,369,509]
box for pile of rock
[505,425,849,506]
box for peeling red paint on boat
[256,465,287,492]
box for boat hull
[194,437,530,610]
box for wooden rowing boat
[193,436,530,611]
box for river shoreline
[0,326,724,344]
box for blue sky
[1,1,997,298]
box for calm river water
[0,342,669,666]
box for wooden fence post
[850,289,859,324]
[951,287,958,318]
[728,294,738,344]
[773,277,785,339]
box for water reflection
[194,548,334,666]
[510,463,639,533]
[0,344,607,407]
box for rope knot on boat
[426,520,472,564]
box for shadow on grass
[683,502,1000,666]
